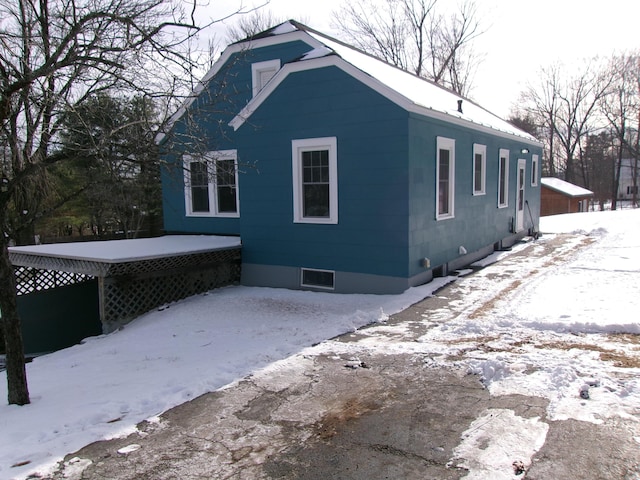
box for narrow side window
[498,148,510,208]
[436,136,456,220]
[473,143,486,195]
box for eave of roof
[541,177,594,197]
[158,20,541,147]
[229,22,540,145]
[155,27,323,144]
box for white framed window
[184,150,239,217]
[473,143,486,195]
[301,268,335,290]
[292,137,338,224]
[531,154,539,186]
[436,136,455,220]
[498,148,509,208]
[251,59,280,97]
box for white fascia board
[155,30,322,144]
[229,56,542,147]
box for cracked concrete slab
[44,233,640,480]
[46,350,549,480]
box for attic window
[251,59,280,96]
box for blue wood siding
[162,40,314,234]
[408,113,542,277]
[235,66,411,278]
[160,36,542,291]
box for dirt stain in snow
[315,397,381,439]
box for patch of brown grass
[599,351,640,368]
[468,280,522,319]
[441,335,640,368]
[606,333,640,345]
[444,335,501,345]
[537,341,640,368]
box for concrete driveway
[47,235,640,480]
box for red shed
[541,177,593,216]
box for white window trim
[300,268,336,290]
[498,148,510,208]
[531,154,539,186]
[436,136,456,220]
[473,143,486,196]
[251,59,280,97]
[292,137,338,224]
[183,150,239,218]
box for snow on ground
[1,209,639,479]
[0,278,451,479]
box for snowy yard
[1,209,639,479]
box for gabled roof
[541,177,594,197]
[161,20,541,146]
[230,21,539,144]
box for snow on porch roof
[541,177,594,197]
[230,20,540,145]
[9,235,241,264]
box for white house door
[516,158,526,231]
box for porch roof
[9,235,242,277]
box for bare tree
[600,52,640,209]
[519,61,611,184]
[226,9,288,43]
[516,65,562,177]
[582,131,616,210]
[0,0,231,406]
[554,61,612,184]
[332,0,483,95]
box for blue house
[160,21,542,294]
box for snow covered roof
[9,235,241,263]
[541,177,594,197]
[229,21,540,145]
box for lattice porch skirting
[11,246,241,334]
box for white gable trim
[155,30,323,144]
[229,56,542,146]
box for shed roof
[541,177,594,197]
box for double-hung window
[292,137,338,224]
[184,150,239,217]
[473,143,486,195]
[498,148,509,208]
[436,136,455,220]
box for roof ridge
[255,20,502,121]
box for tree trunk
[0,235,30,406]
[612,141,623,211]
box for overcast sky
[203,0,640,118]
